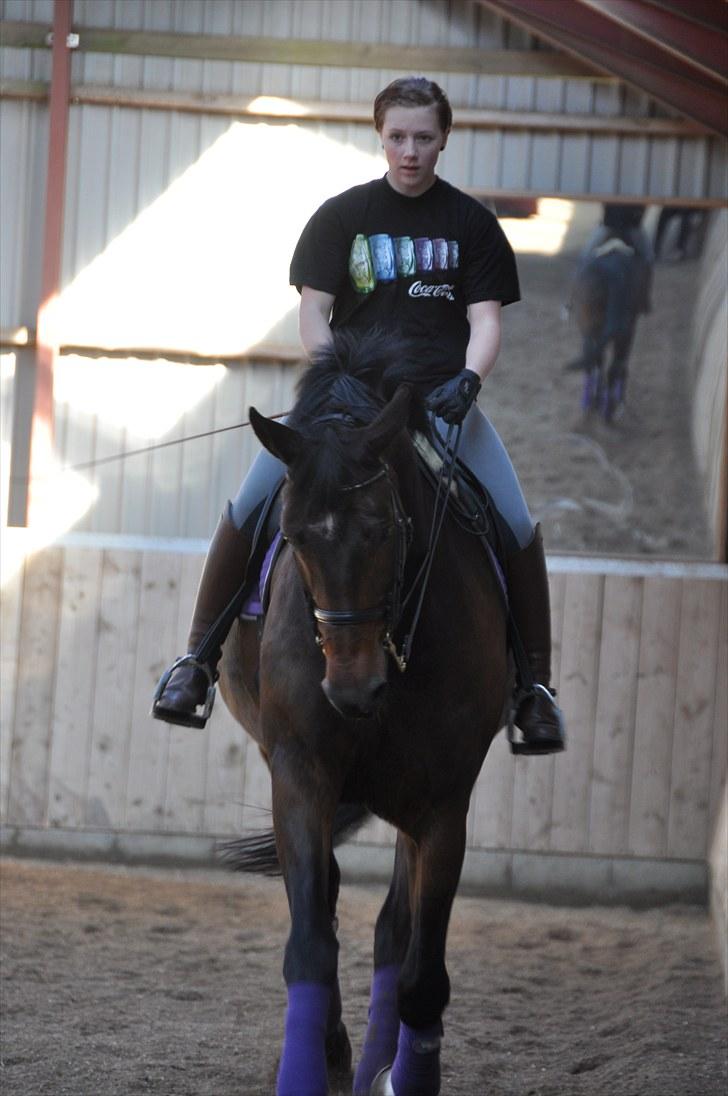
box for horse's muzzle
[321,674,387,720]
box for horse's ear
[249,407,303,467]
[362,384,412,457]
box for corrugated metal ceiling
[479,0,728,137]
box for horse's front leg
[325,850,353,1082]
[606,323,636,414]
[272,756,340,1096]
[353,833,413,1094]
[386,803,468,1096]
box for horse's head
[251,385,413,719]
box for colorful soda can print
[433,238,449,270]
[394,236,416,277]
[368,234,397,283]
[414,237,434,272]
[349,234,376,294]
[447,240,459,269]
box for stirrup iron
[151,655,216,729]
[507,683,562,756]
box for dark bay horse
[218,332,508,1095]
[569,237,651,422]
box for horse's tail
[216,802,369,875]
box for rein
[393,422,462,670]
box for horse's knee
[398,959,450,1029]
[374,880,411,967]
[283,918,339,986]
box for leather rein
[302,421,463,674]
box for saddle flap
[240,530,285,619]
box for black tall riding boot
[506,524,566,756]
[152,502,252,728]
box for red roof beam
[648,0,728,37]
[581,0,728,84]
[479,0,728,137]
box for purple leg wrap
[353,965,401,1096]
[276,982,331,1096]
[390,1020,442,1096]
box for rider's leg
[152,446,285,727]
[442,407,565,753]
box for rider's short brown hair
[373,77,452,134]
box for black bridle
[306,462,413,671]
[299,421,463,674]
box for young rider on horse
[153,76,565,755]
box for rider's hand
[426,368,481,425]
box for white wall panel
[0,101,46,329]
[2,543,725,882]
[48,355,298,539]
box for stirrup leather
[507,683,564,756]
[151,655,216,729]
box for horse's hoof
[370,1066,395,1095]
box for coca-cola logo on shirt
[408,280,456,302]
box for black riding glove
[426,368,481,425]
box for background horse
[217,331,508,1096]
[569,235,651,423]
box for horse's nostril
[322,678,384,720]
[371,679,387,703]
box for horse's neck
[394,439,434,558]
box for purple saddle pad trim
[241,531,284,618]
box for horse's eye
[364,524,391,545]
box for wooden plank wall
[1,539,725,868]
[691,210,728,560]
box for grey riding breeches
[230,404,534,550]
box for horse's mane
[289,328,424,430]
[287,329,429,506]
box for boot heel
[151,656,216,729]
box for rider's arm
[299,287,336,358]
[465,300,502,384]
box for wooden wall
[691,210,728,561]
[710,781,727,990]
[2,536,725,897]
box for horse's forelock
[288,426,376,512]
[286,328,428,509]
[291,329,412,426]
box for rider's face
[379,105,449,197]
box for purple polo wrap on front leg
[390,1020,442,1096]
[353,964,401,1095]
[276,982,331,1096]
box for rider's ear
[249,407,304,467]
[361,385,412,457]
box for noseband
[307,463,413,671]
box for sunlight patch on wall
[56,122,384,357]
[1,347,97,581]
[500,198,576,256]
[1,352,17,544]
[1,475,98,588]
[55,356,227,440]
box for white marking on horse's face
[310,514,337,540]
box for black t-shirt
[289,175,521,387]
